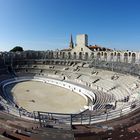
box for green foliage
[10,46,24,52]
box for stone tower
[76,34,88,46]
[69,34,74,49]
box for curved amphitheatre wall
[2,50,140,63]
[4,50,139,76]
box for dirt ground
[8,81,87,114]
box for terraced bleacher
[0,61,140,129]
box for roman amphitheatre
[0,34,140,140]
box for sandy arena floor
[7,80,87,114]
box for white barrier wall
[34,76,95,102]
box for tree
[10,46,23,52]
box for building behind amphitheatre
[0,34,140,140]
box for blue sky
[0,0,140,51]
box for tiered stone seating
[94,79,116,91]
[78,75,99,84]
[93,90,115,110]
[5,61,140,125]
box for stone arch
[101,52,104,56]
[51,51,54,59]
[62,52,65,59]
[52,52,56,59]
[73,52,76,59]
[124,53,128,63]
[79,52,82,59]
[117,53,121,62]
[90,52,94,59]
[132,53,136,63]
[110,53,114,61]
[68,52,71,59]
[97,52,101,60]
[85,52,88,60]
[104,52,107,61]
[48,51,53,59]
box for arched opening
[101,52,104,56]
[79,52,82,59]
[73,52,76,59]
[85,52,88,60]
[68,52,71,59]
[104,53,107,61]
[117,53,121,62]
[110,53,114,61]
[97,52,101,60]
[90,52,94,59]
[132,53,136,63]
[48,51,53,59]
[62,52,65,59]
[124,53,128,63]
[51,52,55,59]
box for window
[81,48,83,51]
